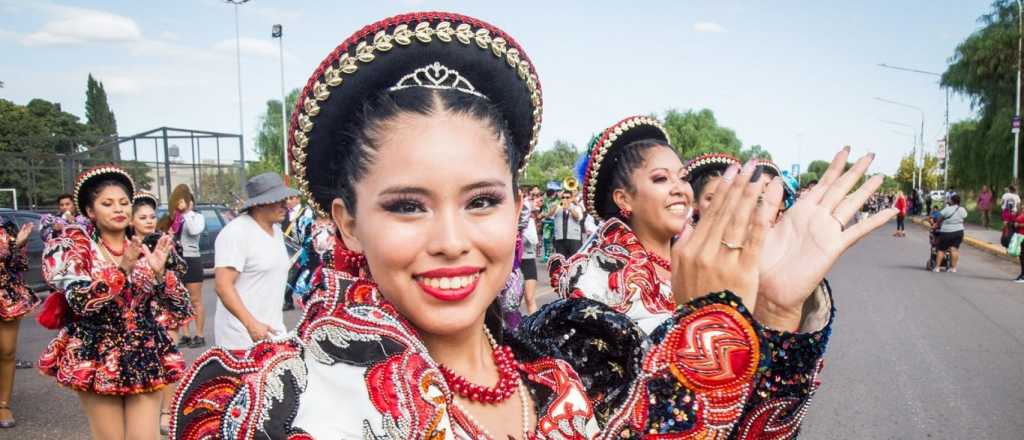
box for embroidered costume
[287,218,334,306]
[0,220,37,321]
[173,263,833,439]
[39,213,92,240]
[134,190,192,331]
[38,167,193,395]
[144,230,192,331]
[172,12,832,439]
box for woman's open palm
[757,148,896,327]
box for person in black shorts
[934,194,967,273]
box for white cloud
[21,5,142,46]
[693,21,726,33]
[251,6,303,22]
[99,75,144,97]
[158,31,180,41]
[213,37,281,59]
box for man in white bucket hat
[213,172,301,350]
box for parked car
[155,204,236,269]
[0,209,46,291]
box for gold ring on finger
[721,240,744,251]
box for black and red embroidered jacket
[172,267,832,439]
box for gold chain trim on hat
[73,165,136,213]
[584,116,667,220]
[290,20,543,217]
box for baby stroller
[926,214,952,271]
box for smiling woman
[38,166,192,440]
[172,11,893,440]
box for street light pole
[226,0,249,169]
[880,119,919,189]
[1015,0,1023,184]
[877,97,926,191]
[877,63,951,190]
[272,24,288,178]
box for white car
[929,190,946,202]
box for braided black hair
[598,139,672,220]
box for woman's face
[86,185,131,234]
[697,175,723,215]
[132,204,157,236]
[334,111,520,338]
[176,198,188,211]
[621,146,693,239]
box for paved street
[4,220,1024,439]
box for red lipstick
[414,266,483,302]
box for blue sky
[0,0,995,175]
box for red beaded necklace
[100,238,126,257]
[649,252,671,272]
[438,338,521,404]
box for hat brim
[288,12,543,217]
[582,116,669,221]
[239,187,301,211]
[75,166,135,215]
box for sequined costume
[548,217,675,334]
[38,224,193,395]
[142,231,193,331]
[39,213,92,240]
[287,220,345,306]
[0,220,38,321]
[172,260,833,439]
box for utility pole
[272,24,288,178]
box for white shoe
[949,268,957,273]
[932,268,941,273]
[1015,277,1024,283]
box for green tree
[253,88,301,175]
[806,160,831,178]
[738,144,772,162]
[798,172,819,186]
[199,168,242,205]
[0,98,96,207]
[941,0,1018,190]
[895,153,941,193]
[521,140,578,187]
[85,74,117,139]
[661,109,742,160]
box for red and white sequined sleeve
[600,286,833,439]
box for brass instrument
[563,176,579,193]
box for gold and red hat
[580,116,669,221]
[73,165,135,215]
[682,152,741,198]
[132,189,159,208]
[287,12,543,216]
[754,159,781,178]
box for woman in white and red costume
[172,12,894,439]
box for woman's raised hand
[671,160,785,311]
[143,234,173,277]
[755,147,897,331]
[119,236,143,273]
[15,222,33,248]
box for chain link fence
[0,127,248,212]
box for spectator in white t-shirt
[213,173,300,350]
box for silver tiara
[388,62,488,99]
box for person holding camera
[547,189,585,257]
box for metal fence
[0,127,247,211]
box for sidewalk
[908,216,1012,261]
